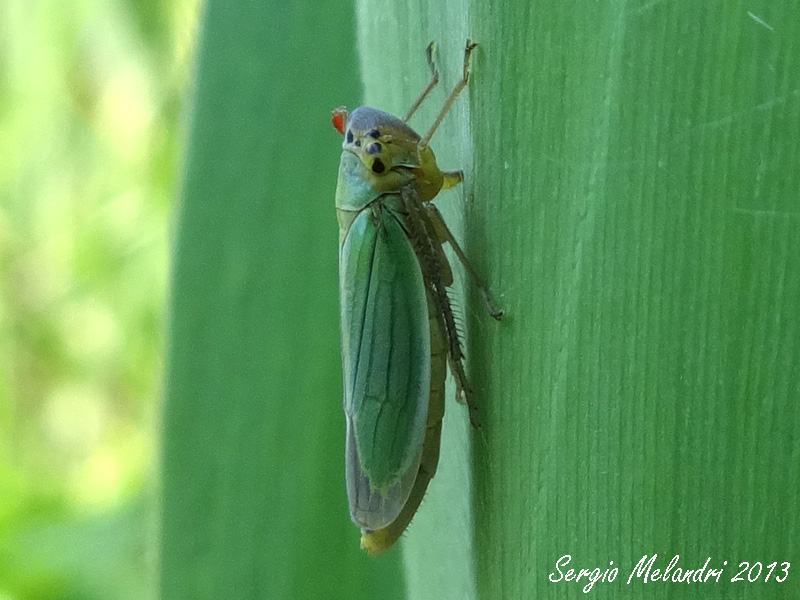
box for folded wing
[339,203,431,530]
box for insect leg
[420,39,478,147]
[440,170,464,190]
[400,186,481,428]
[424,203,504,320]
[403,42,440,122]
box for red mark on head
[331,107,347,135]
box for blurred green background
[2,1,403,599]
[1,1,198,598]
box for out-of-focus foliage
[160,2,406,599]
[0,1,198,598]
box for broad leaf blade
[356,2,800,599]
[161,3,405,599]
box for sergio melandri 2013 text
[549,554,790,593]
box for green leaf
[161,3,405,598]
[355,2,800,599]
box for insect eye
[346,130,354,143]
[372,158,385,174]
[366,142,382,155]
[368,129,380,138]
[355,139,361,147]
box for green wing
[340,203,431,530]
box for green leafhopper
[331,40,502,555]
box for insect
[332,40,502,555]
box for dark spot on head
[346,130,353,143]
[366,142,382,155]
[354,139,361,147]
[368,129,380,138]
[372,158,385,174]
